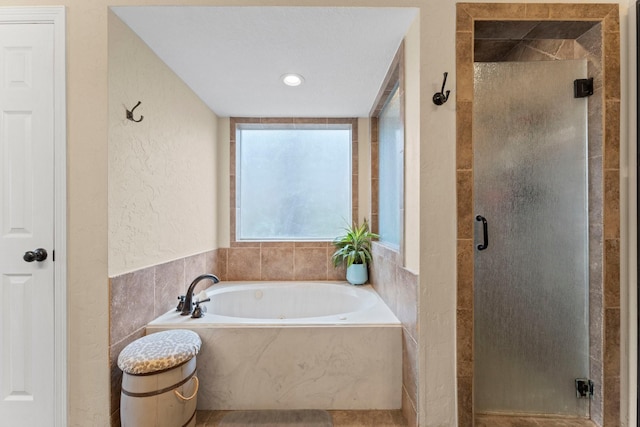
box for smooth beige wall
[108,11,219,277]
[0,0,629,426]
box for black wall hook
[126,101,144,122]
[433,72,451,106]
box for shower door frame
[455,3,621,426]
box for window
[378,82,403,249]
[370,42,404,252]
[235,122,352,241]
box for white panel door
[0,22,55,425]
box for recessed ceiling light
[281,73,304,87]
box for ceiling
[111,6,418,118]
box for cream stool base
[120,357,198,427]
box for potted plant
[331,219,379,285]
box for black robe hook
[126,101,144,122]
[433,72,450,106]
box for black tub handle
[476,215,488,250]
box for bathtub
[146,281,402,410]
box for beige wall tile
[604,308,620,379]
[294,247,328,280]
[457,239,473,310]
[460,3,526,20]
[396,268,418,338]
[604,32,621,100]
[603,377,620,426]
[261,246,294,280]
[109,270,155,345]
[605,100,620,169]
[457,376,473,427]
[604,170,620,239]
[456,34,474,102]
[524,4,551,19]
[548,4,614,20]
[456,101,473,170]
[402,333,418,410]
[604,9,621,34]
[154,258,185,317]
[604,239,620,309]
[457,309,473,379]
[227,247,261,280]
[456,5,473,33]
[457,171,473,239]
[109,328,145,417]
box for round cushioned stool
[118,329,202,427]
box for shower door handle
[476,215,488,250]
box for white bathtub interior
[146,281,402,410]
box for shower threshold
[475,413,597,427]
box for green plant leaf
[331,218,379,268]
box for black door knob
[23,248,48,262]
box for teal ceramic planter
[346,263,368,285]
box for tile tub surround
[369,242,419,427]
[456,3,620,426]
[109,249,225,426]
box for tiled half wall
[370,243,419,427]
[109,250,225,426]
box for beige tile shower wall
[370,243,419,427]
[108,11,220,277]
[108,249,225,426]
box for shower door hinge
[575,378,594,398]
[574,78,594,98]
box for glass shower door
[473,60,590,417]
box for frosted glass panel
[237,125,351,240]
[474,60,589,417]
[378,83,402,248]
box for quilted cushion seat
[118,329,201,375]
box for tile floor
[196,410,598,426]
[195,410,408,426]
[475,414,597,427]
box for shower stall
[473,59,591,417]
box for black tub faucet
[180,274,219,316]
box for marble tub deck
[146,325,402,410]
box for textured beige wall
[108,11,219,277]
[0,0,630,426]
[404,17,420,273]
[217,117,231,248]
